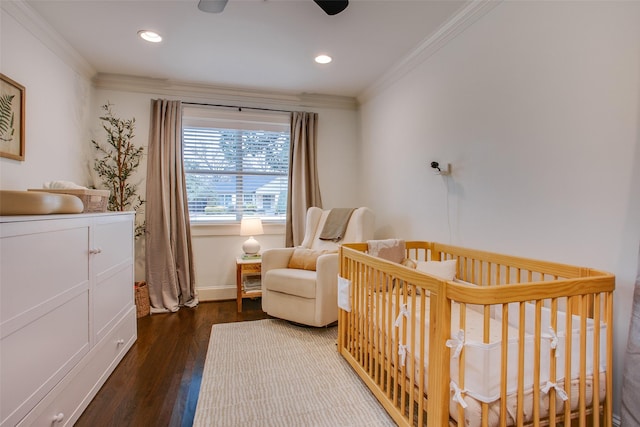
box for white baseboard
[196,285,237,301]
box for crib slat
[605,291,613,424]
[365,268,373,375]
[549,298,558,427]
[593,293,601,427]
[482,303,490,427]
[533,300,542,425]
[517,301,525,427]
[579,294,587,426]
[458,302,467,426]
[407,292,417,424]
[373,273,378,380]
[400,286,420,424]
[356,264,364,365]
[564,295,573,425]
[385,284,400,404]
[417,291,426,426]
[500,303,508,427]
[386,283,394,400]
[424,288,449,427]
[383,282,390,386]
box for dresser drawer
[0,224,89,324]
[1,292,89,427]
[16,308,136,427]
[92,217,133,277]
[94,265,134,342]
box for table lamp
[240,217,264,255]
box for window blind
[182,107,291,222]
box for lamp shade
[240,218,264,236]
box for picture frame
[0,73,25,161]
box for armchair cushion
[264,268,317,299]
[287,248,335,271]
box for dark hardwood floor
[75,298,269,427]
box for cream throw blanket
[319,208,355,241]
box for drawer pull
[116,338,125,346]
[89,247,102,254]
[53,412,65,423]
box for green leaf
[0,93,15,141]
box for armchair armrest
[316,252,339,284]
[262,247,296,273]
[314,252,339,325]
[261,247,295,312]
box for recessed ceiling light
[138,30,162,43]
[315,54,332,64]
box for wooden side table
[236,257,262,312]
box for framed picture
[0,74,25,161]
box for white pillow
[415,259,457,280]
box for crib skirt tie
[446,329,465,359]
[541,381,569,401]
[398,344,408,367]
[393,304,409,327]
[542,326,560,357]
[450,381,468,409]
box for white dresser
[0,212,137,427]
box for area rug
[193,319,396,426]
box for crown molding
[357,0,501,104]
[93,73,359,111]
[1,0,96,80]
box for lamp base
[242,236,260,255]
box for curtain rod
[182,101,293,114]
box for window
[182,107,290,223]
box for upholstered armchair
[261,207,374,327]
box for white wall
[93,87,361,295]
[0,7,93,190]
[359,1,640,418]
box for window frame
[182,106,291,226]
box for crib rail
[338,242,615,427]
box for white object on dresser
[0,212,137,427]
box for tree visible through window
[182,107,290,222]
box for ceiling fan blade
[313,0,348,16]
[198,0,229,13]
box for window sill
[191,221,285,237]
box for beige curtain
[285,111,323,247]
[145,99,198,313]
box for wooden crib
[337,241,614,427]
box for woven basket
[134,281,150,318]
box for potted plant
[91,102,145,237]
